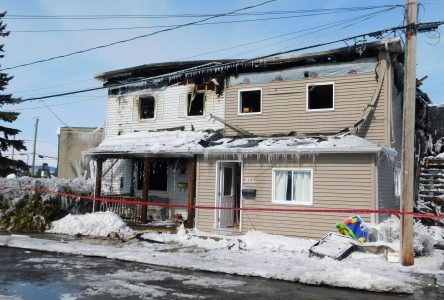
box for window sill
[238,112,263,116]
[306,108,335,112]
[271,200,313,206]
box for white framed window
[139,95,156,119]
[394,168,401,197]
[272,168,313,205]
[306,82,334,111]
[238,88,262,115]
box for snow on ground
[1,213,443,294]
[46,212,134,239]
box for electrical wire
[183,7,398,60]
[7,7,399,97]
[10,5,404,33]
[9,12,397,33]
[4,5,403,20]
[14,97,103,111]
[15,20,443,103]
[10,78,96,94]
[247,6,397,58]
[0,0,277,71]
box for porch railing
[97,194,172,224]
[98,194,143,224]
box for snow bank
[47,212,134,238]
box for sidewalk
[1,226,443,295]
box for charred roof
[96,38,403,95]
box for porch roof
[201,134,396,157]
[84,130,209,158]
[85,130,395,159]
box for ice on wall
[371,215,439,256]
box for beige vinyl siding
[196,159,218,231]
[224,73,387,145]
[196,154,375,239]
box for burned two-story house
[86,38,404,239]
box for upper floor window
[307,83,334,111]
[187,92,205,116]
[272,168,313,205]
[139,96,155,119]
[238,89,262,114]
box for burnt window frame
[138,95,156,120]
[186,92,205,117]
[306,82,335,112]
[238,88,262,115]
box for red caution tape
[19,187,444,220]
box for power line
[8,7,398,97]
[10,78,96,94]
[0,0,277,71]
[4,5,403,20]
[227,6,396,59]
[10,5,403,33]
[16,20,443,103]
[182,7,398,60]
[39,99,76,128]
[15,97,103,111]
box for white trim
[238,88,263,115]
[214,160,243,231]
[306,82,335,112]
[271,167,313,206]
[138,94,157,121]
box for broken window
[307,83,334,111]
[136,160,168,191]
[239,89,261,114]
[187,92,205,116]
[139,96,155,119]
[273,169,312,204]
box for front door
[217,163,236,228]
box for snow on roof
[86,130,209,157]
[202,134,396,158]
[85,131,395,159]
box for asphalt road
[0,246,442,300]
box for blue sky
[1,0,443,168]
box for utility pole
[401,0,417,266]
[31,117,39,176]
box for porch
[83,130,207,227]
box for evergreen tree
[0,11,27,176]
